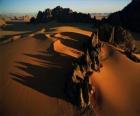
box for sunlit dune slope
[92,45,140,116]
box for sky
[0,0,132,15]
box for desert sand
[0,22,140,116]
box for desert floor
[0,22,140,116]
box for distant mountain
[107,0,140,32]
[0,18,6,28]
[0,12,36,17]
[90,13,110,18]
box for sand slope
[0,24,140,116]
[92,45,140,116]
[0,25,92,116]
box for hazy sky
[0,0,131,14]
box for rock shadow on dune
[117,49,140,63]
[10,43,77,105]
[60,32,90,51]
[3,21,41,32]
[33,33,48,40]
[10,31,94,107]
[124,53,140,63]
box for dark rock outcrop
[98,24,113,42]
[98,24,135,45]
[35,9,53,23]
[107,0,140,32]
[30,6,92,24]
[30,17,36,24]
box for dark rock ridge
[98,24,135,45]
[30,6,92,23]
[107,0,140,32]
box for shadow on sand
[3,21,43,32]
[117,49,140,63]
[3,21,93,33]
[124,52,140,63]
[50,32,91,52]
[10,32,91,106]
[33,33,48,40]
[10,43,75,103]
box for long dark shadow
[61,32,91,51]
[10,43,75,104]
[117,49,140,63]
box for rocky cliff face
[107,0,140,32]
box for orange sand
[0,24,140,116]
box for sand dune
[0,25,92,116]
[92,45,140,116]
[54,39,83,58]
[0,24,140,116]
